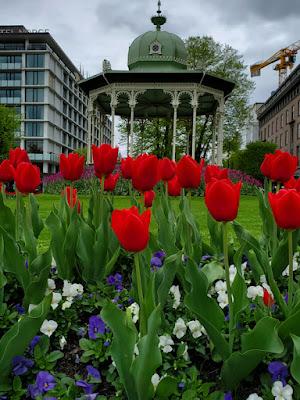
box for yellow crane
[250,40,300,87]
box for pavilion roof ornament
[151,0,167,31]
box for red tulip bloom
[205,165,228,184]
[111,206,151,252]
[104,173,119,192]
[284,177,300,191]
[270,150,297,183]
[14,162,41,194]
[263,289,275,307]
[260,153,275,179]
[205,178,242,222]
[131,154,159,192]
[158,158,176,182]
[60,153,85,182]
[268,189,300,230]
[63,186,81,213]
[9,148,29,168]
[92,144,118,178]
[167,175,182,196]
[144,190,155,208]
[176,156,205,189]
[121,156,133,180]
[0,159,15,182]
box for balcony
[0,63,22,70]
[29,153,59,163]
[0,80,21,87]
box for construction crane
[250,40,300,87]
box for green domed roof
[128,5,187,72]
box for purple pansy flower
[12,355,34,376]
[28,383,41,399]
[106,273,123,291]
[76,380,94,394]
[178,382,185,390]
[29,336,41,353]
[88,315,106,339]
[153,250,166,259]
[201,254,212,261]
[151,257,162,268]
[268,361,288,384]
[224,392,233,400]
[104,340,110,347]
[36,371,56,392]
[86,365,101,380]
[15,304,25,315]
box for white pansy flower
[128,303,140,323]
[215,280,227,293]
[246,394,263,400]
[173,318,186,339]
[59,336,67,350]
[272,381,293,400]
[247,285,264,300]
[28,304,38,313]
[40,319,58,337]
[217,291,228,309]
[62,300,73,310]
[159,335,174,353]
[45,278,56,295]
[182,342,189,361]
[260,275,267,284]
[62,281,84,298]
[187,320,204,338]
[151,373,161,391]
[51,292,62,310]
[282,259,299,276]
[134,343,139,356]
[169,285,181,309]
[229,265,237,282]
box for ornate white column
[216,96,225,166]
[86,96,95,164]
[191,90,198,159]
[129,91,137,157]
[211,113,217,164]
[171,92,180,161]
[110,90,118,147]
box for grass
[4,194,262,253]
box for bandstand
[79,2,235,164]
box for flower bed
[0,147,299,400]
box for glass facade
[25,71,44,85]
[25,105,44,119]
[25,122,44,137]
[26,54,45,68]
[25,139,43,153]
[25,88,44,102]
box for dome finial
[151,0,167,31]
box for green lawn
[4,194,261,252]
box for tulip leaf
[255,187,276,252]
[207,213,223,254]
[156,376,178,399]
[184,259,230,361]
[271,230,300,279]
[279,302,300,339]
[0,193,15,238]
[247,250,264,283]
[201,261,224,285]
[221,317,284,389]
[0,294,52,381]
[101,302,138,400]
[131,305,162,400]
[291,334,300,384]
[29,194,44,238]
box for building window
[25,71,44,85]
[25,105,44,119]
[0,72,21,81]
[0,89,21,98]
[276,117,278,132]
[286,109,289,124]
[298,101,300,116]
[292,105,295,120]
[25,140,43,154]
[298,123,300,139]
[281,114,283,128]
[26,54,45,68]
[0,55,22,64]
[25,88,44,102]
[25,122,43,137]
[280,133,283,147]
[0,42,25,50]
[285,131,288,146]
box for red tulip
[9,148,29,168]
[14,162,41,194]
[263,289,274,307]
[260,153,275,179]
[205,165,228,184]
[268,189,300,230]
[111,206,151,252]
[0,159,15,182]
[92,144,118,178]
[131,154,159,192]
[205,178,242,222]
[284,177,300,192]
[176,156,205,189]
[144,190,155,208]
[104,173,119,192]
[60,153,85,182]
[270,150,297,183]
[121,156,133,180]
[167,175,182,196]
[158,158,176,182]
[63,186,81,213]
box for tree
[0,105,20,160]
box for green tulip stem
[288,230,294,310]
[69,182,74,209]
[15,190,21,241]
[223,222,234,351]
[134,253,146,336]
[268,179,272,194]
[276,182,280,193]
[100,176,105,225]
[265,257,288,318]
[1,183,5,201]
[27,194,33,232]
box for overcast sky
[2,0,300,103]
